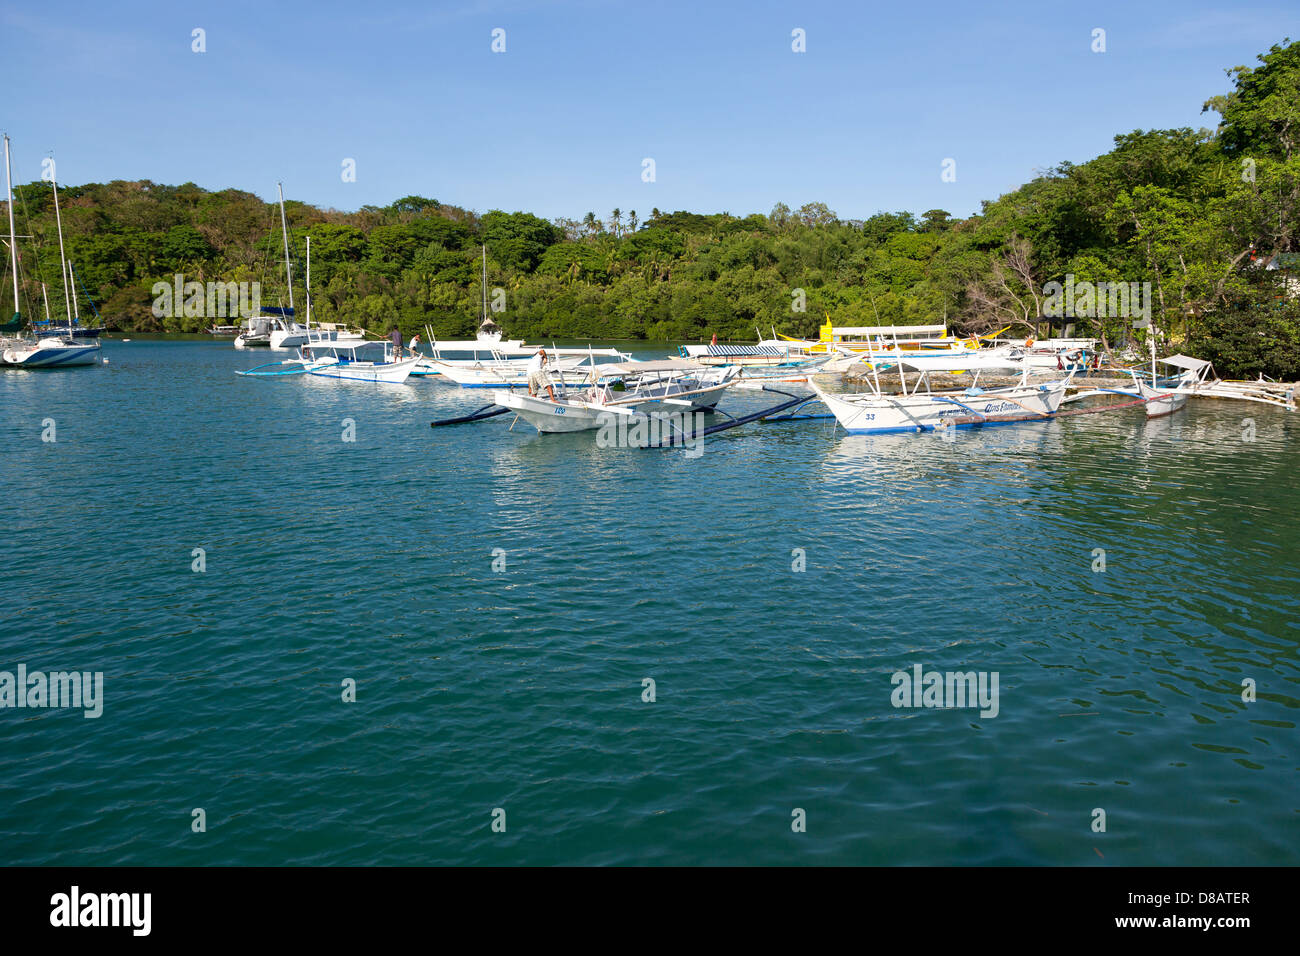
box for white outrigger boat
[678,334,846,388]
[680,338,812,367]
[299,340,420,383]
[733,353,838,389]
[1193,376,1296,409]
[237,338,420,383]
[776,319,965,354]
[1133,353,1212,418]
[414,248,630,384]
[841,343,1026,375]
[1010,337,1099,370]
[809,362,1075,434]
[425,344,629,387]
[494,360,741,434]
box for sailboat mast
[481,244,487,322]
[69,261,80,319]
[277,182,294,312]
[4,135,19,319]
[51,173,73,324]
[305,235,311,327]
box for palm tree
[627,210,639,234]
[609,208,622,237]
[582,212,598,237]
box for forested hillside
[4,39,1299,376]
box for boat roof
[543,347,626,357]
[598,359,704,375]
[1159,354,1211,370]
[305,340,384,353]
[694,344,787,356]
[833,324,947,337]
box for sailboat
[238,235,419,383]
[0,135,101,369]
[234,184,363,349]
[30,260,102,338]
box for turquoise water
[1,337,1297,866]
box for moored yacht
[0,135,102,370]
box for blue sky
[2,0,1296,222]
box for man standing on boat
[528,348,557,400]
[390,326,403,359]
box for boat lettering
[982,401,1018,413]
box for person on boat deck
[528,348,557,401]
[390,326,403,359]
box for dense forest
[4,39,1300,376]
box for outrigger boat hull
[495,387,729,434]
[493,363,739,434]
[305,355,420,383]
[810,379,1068,434]
[1137,379,1189,418]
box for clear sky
[2,0,1296,223]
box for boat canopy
[1159,354,1212,371]
[597,359,705,376]
[830,324,948,338]
[694,344,787,357]
[305,340,386,358]
[259,306,296,317]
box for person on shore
[528,348,557,400]
[390,326,403,359]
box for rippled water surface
[1,338,1296,865]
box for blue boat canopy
[259,306,296,317]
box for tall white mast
[481,244,487,323]
[277,182,294,312]
[69,261,80,319]
[305,235,311,328]
[4,135,19,320]
[51,172,72,323]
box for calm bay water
[1,337,1296,866]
